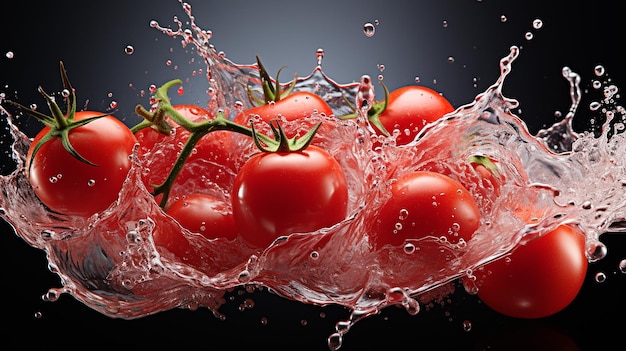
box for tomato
[152,193,237,269]
[27,111,136,216]
[134,104,237,205]
[231,144,348,249]
[472,224,588,319]
[165,193,237,241]
[372,85,454,146]
[370,170,481,249]
[233,90,334,138]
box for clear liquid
[1,3,625,350]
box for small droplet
[124,45,135,55]
[5,51,14,59]
[532,19,543,29]
[363,23,375,37]
[316,48,325,65]
[595,271,606,283]
[594,65,606,77]
[618,259,626,273]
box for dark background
[1,1,624,349]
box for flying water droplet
[363,23,375,37]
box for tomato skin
[474,224,588,319]
[371,171,480,249]
[375,85,454,146]
[27,111,136,216]
[134,104,236,203]
[165,193,237,241]
[231,145,348,249]
[233,91,334,138]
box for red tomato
[134,104,237,205]
[373,85,454,146]
[371,171,481,249]
[231,145,348,249]
[233,91,334,138]
[165,193,237,241]
[472,224,588,319]
[27,111,136,216]
[153,193,237,270]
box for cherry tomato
[233,91,334,139]
[374,85,454,146]
[472,224,588,319]
[152,193,237,270]
[231,144,348,249]
[134,104,237,204]
[27,111,136,216]
[370,170,481,249]
[165,193,237,241]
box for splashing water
[1,3,625,350]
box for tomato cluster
[3,61,589,322]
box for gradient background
[1,1,624,349]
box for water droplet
[403,243,415,254]
[462,320,472,332]
[525,32,534,40]
[310,251,320,260]
[363,22,375,37]
[594,65,606,77]
[500,15,507,23]
[532,19,543,29]
[316,48,325,65]
[87,179,96,187]
[619,259,626,273]
[595,271,606,283]
[398,208,409,220]
[124,45,134,55]
[590,101,602,111]
[442,20,448,28]
[328,332,343,350]
[587,241,607,262]
[448,56,455,64]
[5,51,14,59]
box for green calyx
[251,119,321,153]
[246,55,297,107]
[337,81,391,137]
[132,78,319,208]
[2,61,107,172]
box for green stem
[132,79,280,207]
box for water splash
[0,2,625,350]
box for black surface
[1,1,625,350]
